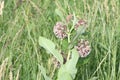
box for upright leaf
[73,26,86,42]
[65,49,79,78]
[57,49,79,80]
[39,36,63,64]
[57,71,72,80]
[57,65,73,80]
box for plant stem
[67,32,71,61]
[51,65,57,79]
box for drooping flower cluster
[74,19,87,30]
[53,22,67,39]
[75,39,91,57]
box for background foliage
[0,0,120,80]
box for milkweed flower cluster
[53,22,67,39]
[75,39,91,57]
[53,14,91,58]
[53,15,87,39]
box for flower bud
[66,14,73,23]
[74,19,87,30]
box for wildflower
[0,1,4,16]
[53,22,67,39]
[74,19,87,30]
[66,14,73,23]
[75,39,91,57]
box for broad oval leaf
[57,72,72,80]
[65,49,79,78]
[57,49,79,80]
[39,36,63,64]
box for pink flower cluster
[75,39,91,57]
[53,14,91,58]
[53,22,67,39]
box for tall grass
[0,0,120,80]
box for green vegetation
[0,0,120,80]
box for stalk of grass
[0,58,8,80]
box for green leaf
[76,26,86,35]
[55,9,65,22]
[57,49,79,80]
[57,71,72,80]
[72,26,87,42]
[61,39,69,51]
[38,64,51,80]
[39,36,63,64]
[65,49,79,78]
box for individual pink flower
[75,39,91,57]
[53,22,67,39]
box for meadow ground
[0,0,120,80]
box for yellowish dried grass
[0,58,8,80]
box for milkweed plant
[39,9,91,80]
